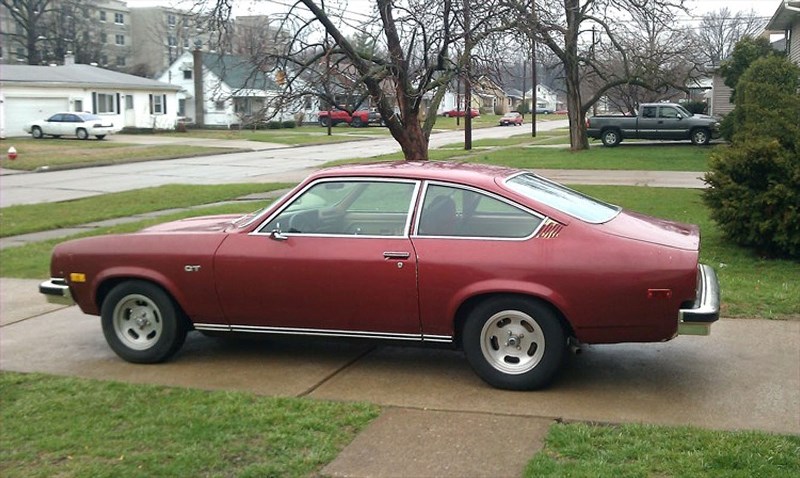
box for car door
[657,106,689,139]
[42,114,63,135]
[411,183,545,339]
[635,106,659,139]
[213,179,422,339]
[61,114,81,136]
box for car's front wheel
[101,280,188,363]
[31,126,43,139]
[690,128,710,145]
[76,128,89,140]
[351,117,363,127]
[463,296,566,390]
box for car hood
[140,214,242,234]
[597,210,700,251]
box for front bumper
[678,264,720,336]
[39,278,74,306]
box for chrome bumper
[39,278,74,306]
[678,264,720,336]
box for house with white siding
[766,1,800,66]
[0,55,180,138]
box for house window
[183,70,192,80]
[152,94,165,114]
[125,95,134,109]
[183,37,189,48]
[178,98,186,116]
[99,11,106,22]
[96,93,116,113]
[115,34,125,46]
[167,14,177,27]
[168,36,177,47]
[73,99,83,112]
[116,56,126,66]
[115,13,124,24]
[214,100,225,111]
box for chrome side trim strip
[192,323,454,343]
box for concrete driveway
[2,279,797,435]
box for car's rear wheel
[95,135,106,140]
[31,126,43,139]
[76,128,89,140]
[101,280,188,363]
[319,117,330,127]
[690,128,710,145]
[601,129,621,147]
[351,117,363,127]
[463,296,566,390]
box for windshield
[505,173,620,223]
[675,104,693,117]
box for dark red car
[41,162,719,390]
[442,108,480,118]
[499,112,524,126]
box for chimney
[64,52,75,66]
[193,48,205,127]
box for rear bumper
[39,278,74,306]
[678,264,720,336]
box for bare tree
[507,0,691,150]
[696,7,767,66]
[203,0,514,160]
[1,0,56,64]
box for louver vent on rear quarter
[536,219,564,239]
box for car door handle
[383,251,411,260]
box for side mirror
[676,114,683,120]
[270,229,288,241]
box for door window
[260,180,417,237]
[417,184,542,238]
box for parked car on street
[40,161,719,390]
[318,108,382,127]
[586,103,721,147]
[442,108,480,118]
[24,112,115,140]
[535,107,554,114]
[499,112,524,126]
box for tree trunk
[392,117,429,160]
[564,63,589,150]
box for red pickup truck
[318,109,382,127]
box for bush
[703,55,800,258]
[683,100,707,115]
[266,121,283,129]
[281,120,296,129]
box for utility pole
[521,58,527,120]
[531,38,537,137]
[323,0,332,136]
[464,0,472,151]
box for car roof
[308,161,521,189]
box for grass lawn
[0,138,236,172]
[526,422,800,477]
[161,125,392,145]
[0,372,379,478]
[0,183,290,238]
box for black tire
[95,135,106,140]
[462,296,566,390]
[690,128,710,145]
[76,128,89,140]
[319,117,330,127]
[601,129,621,147]
[351,117,363,127]
[101,280,188,363]
[52,135,61,138]
[31,126,43,139]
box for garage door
[3,97,69,137]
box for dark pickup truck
[586,103,720,147]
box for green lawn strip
[525,422,800,478]
[466,143,711,171]
[0,372,379,478]
[0,203,259,278]
[0,183,290,238]
[0,140,237,171]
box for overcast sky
[125,0,783,21]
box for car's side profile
[24,112,115,140]
[40,162,719,390]
[499,112,523,126]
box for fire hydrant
[7,146,17,160]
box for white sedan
[24,112,115,140]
